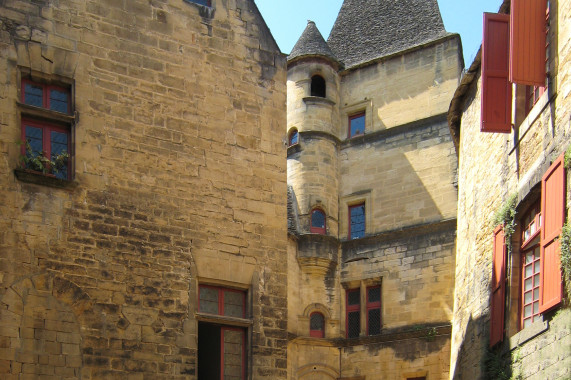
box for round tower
[287,21,341,238]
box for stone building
[285,0,463,378]
[447,0,571,378]
[0,0,287,379]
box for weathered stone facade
[448,0,571,379]
[0,0,287,379]
[286,1,463,378]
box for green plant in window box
[18,140,69,177]
[492,193,518,254]
[560,222,571,295]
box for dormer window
[310,75,326,98]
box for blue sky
[255,0,502,67]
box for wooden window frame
[198,285,246,318]
[346,288,360,339]
[348,112,365,138]
[219,327,246,380]
[21,78,72,114]
[21,118,71,179]
[309,312,325,338]
[348,203,366,240]
[366,285,381,336]
[310,208,326,234]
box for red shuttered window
[490,225,507,347]
[510,0,548,86]
[481,13,512,133]
[540,154,565,312]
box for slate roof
[327,0,450,69]
[288,21,339,65]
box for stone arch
[297,363,339,379]
[0,273,94,379]
[302,303,331,319]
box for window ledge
[287,143,301,156]
[17,102,76,124]
[508,318,548,349]
[14,168,77,189]
[303,96,336,107]
[195,312,252,328]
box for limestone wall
[0,0,287,379]
[339,37,462,136]
[450,0,571,378]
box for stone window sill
[508,318,548,349]
[14,168,78,189]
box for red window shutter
[540,153,566,312]
[510,0,548,86]
[490,225,506,347]
[481,13,512,133]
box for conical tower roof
[328,0,449,69]
[288,21,339,66]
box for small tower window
[310,75,326,98]
[288,128,299,146]
[310,209,326,234]
[310,312,325,338]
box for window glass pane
[222,329,243,380]
[50,89,69,113]
[525,252,534,264]
[24,83,43,107]
[349,113,365,137]
[524,278,532,290]
[524,304,531,318]
[524,290,532,304]
[51,131,69,179]
[347,311,360,338]
[311,210,325,229]
[368,309,381,336]
[223,290,244,318]
[289,130,298,145]
[523,318,531,328]
[533,274,540,287]
[350,204,365,239]
[525,264,533,277]
[25,126,43,156]
[368,287,380,303]
[199,287,219,314]
[310,313,324,331]
[347,289,360,306]
[533,302,539,314]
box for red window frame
[198,285,246,318]
[366,286,381,336]
[346,288,360,338]
[21,79,71,114]
[310,208,326,234]
[220,327,246,380]
[520,201,542,329]
[21,118,71,179]
[348,112,365,138]
[348,203,365,240]
[309,312,325,338]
